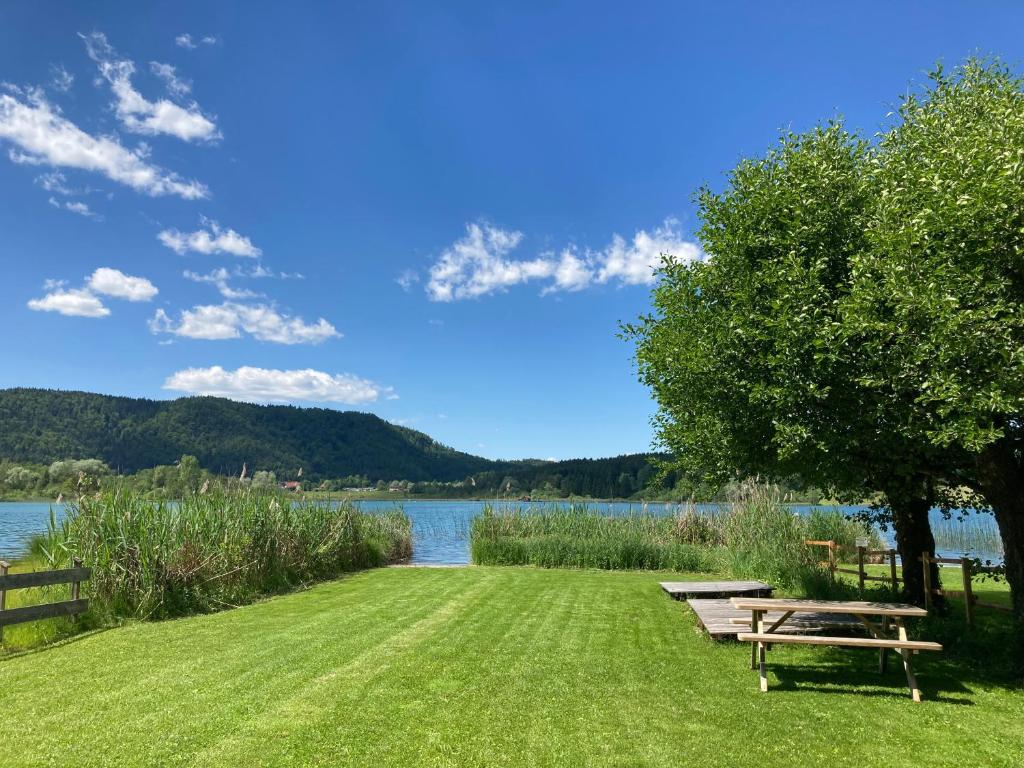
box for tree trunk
[976,438,1024,669]
[888,493,940,606]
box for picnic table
[731,598,943,702]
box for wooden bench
[732,598,943,702]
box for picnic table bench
[732,598,943,702]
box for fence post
[828,541,837,574]
[71,557,82,621]
[857,546,866,594]
[889,549,898,591]
[0,560,8,644]
[922,552,932,611]
[961,557,974,628]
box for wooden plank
[689,599,861,639]
[660,580,773,599]
[0,567,91,590]
[0,598,89,627]
[730,598,927,617]
[736,632,942,651]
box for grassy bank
[0,566,1020,767]
[1,489,411,651]
[471,493,881,592]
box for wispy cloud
[149,62,191,97]
[425,219,701,301]
[164,365,389,405]
[82,31,220,143]
[183,267,259,299]
[27,267,156,317]
[396,269,420,292]
[48,196,100,219]
[158,219,261,257]
[49,64,74,93]
[0,90,207,198]
[175,34,218,50]
[150,302,339,344]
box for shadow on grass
[767,662,976,705]
[0,626,115,662]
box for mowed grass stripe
[1,567,1023,768]
[0,569,480,766]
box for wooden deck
[660,580,774,600]
[687,598,861,639]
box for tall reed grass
[470,485,880,593]
[37,487,412,621]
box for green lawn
[2,566,1022,767]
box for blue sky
[1,2,1022,461]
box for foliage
[37,487,412,620]
[0,387,497,482]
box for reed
[36,487,412,621]
[470,486,880,592]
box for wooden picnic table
[731,598,942,702]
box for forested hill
[0,388,498,481]
[0,389,662,495]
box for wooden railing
[920,553,1008,627]
[0,558,90,643]
[806,540,899,593]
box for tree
[847,60,1024,646]
[625,123,948,603]
[177,455,202,495]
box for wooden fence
[805,540,900,592]
[920,553,1009,627]
[0,558,90,643]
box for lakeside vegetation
[470,486,882,592]
[0,488,411,652]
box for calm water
[0,499,1002,565]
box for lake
[0,499,1003,565]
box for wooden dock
[687,598,861,639]
[660,580,774,600]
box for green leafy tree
[847,60,1024,642]
[625,122,949,603]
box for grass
[0,566,1021,767]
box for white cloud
[82,32,220,143]
[163,365,389,405]
[48,195,100,219]
[183,267,258,299]
[425,219,701,301]
[36,170,72,194]
[0,91,207,198]
[176,34,218,49]
[150,62,191,97]
[88,267,158,301]
[158,219,261,257]
[150,302,339,344]
[396,269,419,292]
[27,288,109,317]
[49,64,74,93]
